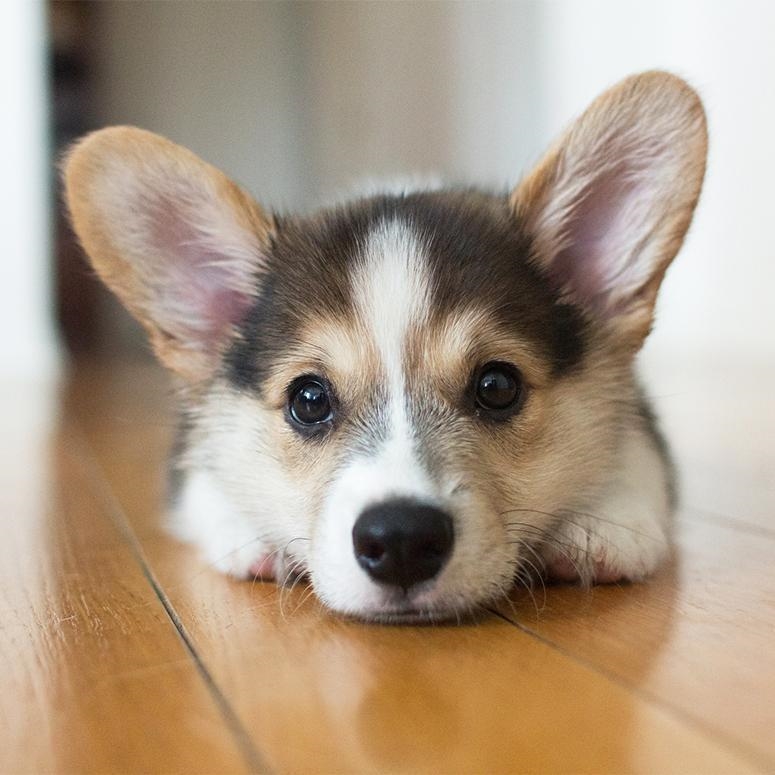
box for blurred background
[3,0,775,379]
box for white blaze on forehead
[347,221,439,493]
[353,218,431,379]
[312,219,441,612]
[352,219,431,483]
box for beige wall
[297,2,543,197]
[93,1,309,210]
[93,1,543,208]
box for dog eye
[288,378,333,426]
[475,362,524,415]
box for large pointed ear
[511,71,707,348]
[63,127,274,381]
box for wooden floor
[1,355,773,774]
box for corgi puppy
[64,71,707,623]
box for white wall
[0,0,58,379]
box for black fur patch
[225,190,587,392]
[397,189,586,374]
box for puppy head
[64,72,706,621]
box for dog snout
[352,499,454,591]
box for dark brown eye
[289,378,332,426]
[475,362,523,414]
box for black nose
[352,499,454,591]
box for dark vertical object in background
[49,1,101,353]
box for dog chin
[309,572,485,624]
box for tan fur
[260,317,382,412]
[262,310,554,420]
[413,307,555,395]
[63,127,274,381]
[511,71,707,348]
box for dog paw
[209,541,280,581]
[544,551,626,584]
[540,427,674,585]
[169,471,282,581]
[540,511,670,585]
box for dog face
[64,72,707,622]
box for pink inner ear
[548,163,654,318]
[148,201,256,351]
[190,258,255,348]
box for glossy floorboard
[1,357,772,773]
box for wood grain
[0,379,252,773]
[497,514,775,767]
[65,359,773,773]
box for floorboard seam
[72,428,270,775]
[488,608,771,772]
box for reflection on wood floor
[1,357,772,773]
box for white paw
[541,428,673,585]
[206,536,280,581]
[168,470,280,581]
[542,512,669,584]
